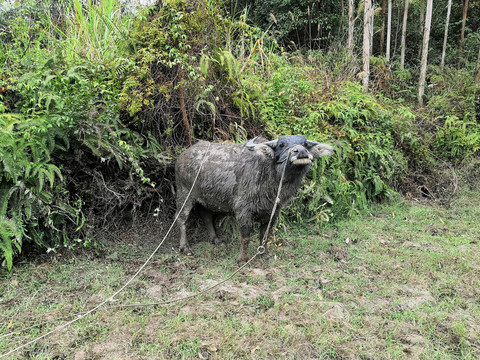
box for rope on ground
[116,150,289,308]
[0,144,291,358]
[0,143,212,359]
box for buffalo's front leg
[176,189,195,256]
[237,222,253,263]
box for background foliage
[0,0,479,269]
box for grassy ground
[1,187,480,359]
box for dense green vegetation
[1,0,479,270]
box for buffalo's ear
[250,144,275,159]
[305,140,319,148]
[310,143,334,158]
[246,137,276,159]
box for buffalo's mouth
[290,154,313,166]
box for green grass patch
[1,188,480,358]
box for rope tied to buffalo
[119,152,289,308]
[0,143,290,358]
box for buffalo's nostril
[297,148,309,158]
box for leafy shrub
[0,212,26,271]
[435,116,480,161]
[0,8,164,269]
[257,59,419,221]
[427,66,478,121]
[118,0,272,144]
[0,111,82,270]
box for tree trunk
[441,0,452,69]
[380,0,386,56]
[370,3,374,55]
[177,67,191,144]
[400,0,409,68]
[459,0,469,60]
[418,0,425,58]
[308,3,312,50]
[386,0,392,61]
[418,0,433,106]
[340,0,345,40]
[348,0,355,56]
[363,0,373,90]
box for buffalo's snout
[293,146,310,158]
[290,145,314,165]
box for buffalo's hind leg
[198,207,223,246]
[176,190,195,256]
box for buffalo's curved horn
[263,140,278,148]
[246,136,260,150]
[246,137,278,150]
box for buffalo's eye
[279,143,285,148]
[304,142,308,147]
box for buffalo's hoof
[180,247,194,256]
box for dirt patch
[200,278,266,300]
[447,309,480,344]
[322,302,350,322]
[396,285,436,309]
[146,284,166,299]
[73,337,140,360]
[399,330,428,359]
[326,244,349,262]
[402,241,441,253]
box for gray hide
[175,135,334,262]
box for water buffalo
[175,135,334,262]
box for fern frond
[0,217,19,271]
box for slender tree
[400,0,409,68]
[370,2,374,55]
[418,0,433,106]
[348,0,355,56]
[308,3,312,50]
[459,0,469,60]
[363,0,373,90]
[340,0,345,39]
[441,0,452,69]
[418,0,425,58]
[380,0,386,56]
[386,0,392,61]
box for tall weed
[59,0,134,63]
